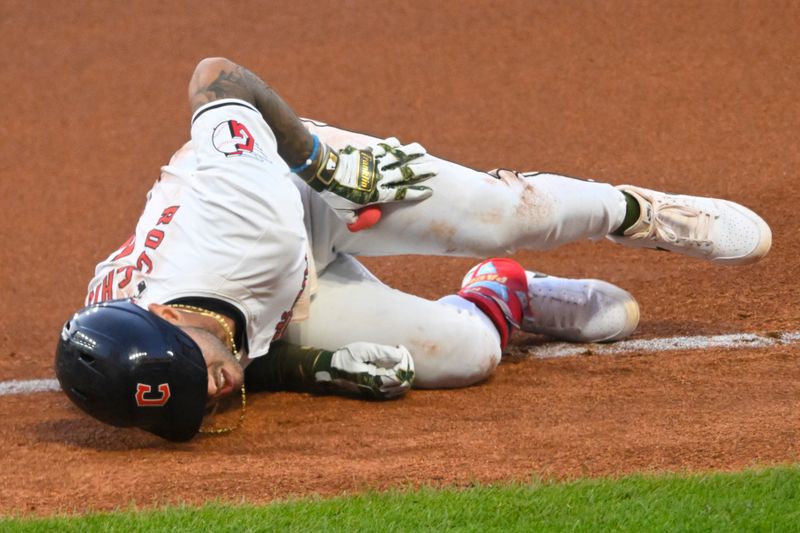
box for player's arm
[188,57,436,223]
[189,57,314,171]
[244,340,414,400]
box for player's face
[181,326,244,404]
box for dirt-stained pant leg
[283,254,502,388]
[300,120,628,262]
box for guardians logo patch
[212,120,265,160]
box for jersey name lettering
[87,205,181,304]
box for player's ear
[148,303,183,325]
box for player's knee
[411,327,501,389]
[413,347,500,389]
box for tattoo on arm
[189,68,252,110]
[188,58,315,168]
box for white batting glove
[301,137,437,224]
[314,342,415,400]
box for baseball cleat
[522,272,640,343]
[607,185,772,265]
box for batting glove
[298,137,436,224]
[313,342,415,400]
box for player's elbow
[190,57,235,91]
[194,57,235,77]
[188,57,247,112]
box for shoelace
[647,199,715,248]
[529,287,586,328]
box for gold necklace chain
[169,304,240,359]
[169,304,246,435]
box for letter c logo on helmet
[135,383,171,407]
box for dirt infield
[1,0,797,515]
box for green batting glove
[300,137,437,224]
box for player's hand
[314,342,415,399]
[301,137,437,224]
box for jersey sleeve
[187,98,305,237]
[190,98,287,179]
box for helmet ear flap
[55,299,208,441]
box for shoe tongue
[627,200,708,242]
[657,205,708,242]
[624,200,654,237]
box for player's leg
[284,255,640,389]
[302,120,770,266]
[301,119,626,259]
[283,254,503,389]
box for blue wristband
[289,134,320,173]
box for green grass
[3,466,799,532]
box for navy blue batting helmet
[55,299,207,442]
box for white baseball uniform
[86,99,308,357]
[87,98,627,387]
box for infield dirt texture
[1,0,798,515]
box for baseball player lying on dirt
[55,57,771,441]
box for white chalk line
[1,331,799,397]
[0,378,61,396]
[526,330,800,359]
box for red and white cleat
[459,258,639,345]
[522,272,640,343]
